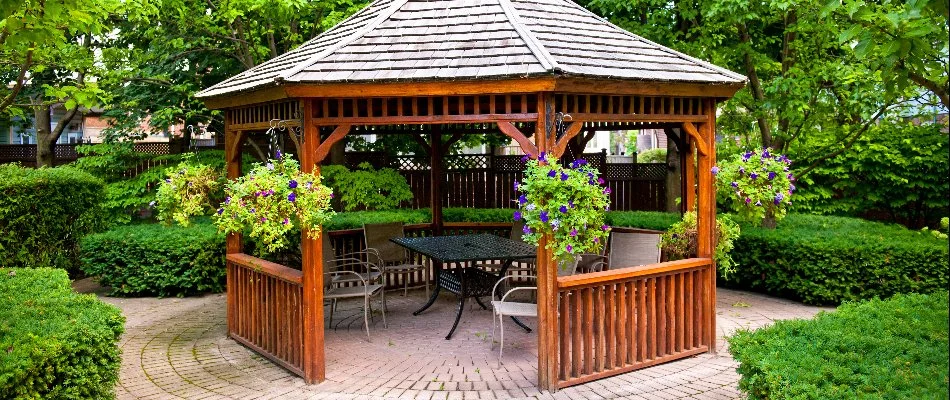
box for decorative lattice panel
[605,163,669,180]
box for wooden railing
[555,258,714,388]
[226,253,306,377]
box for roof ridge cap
[277,0,411,82]
[555,0,746,82]
[497,0,561,73]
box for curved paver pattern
[93,287,831,400]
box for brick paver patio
[85,284,831,400]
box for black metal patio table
[390,234,536,339]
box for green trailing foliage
[715,148,795,227]
[155,159,223,226]
[321,163,413,211]
[660,211,741,278]
[0,164,105,274]
[0,268,125,399]
[80,220,226,297]
[729,292,949,400]
[725,214,949,305]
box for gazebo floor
[85,283,831,400]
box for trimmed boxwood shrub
[726,214,949,305]
[80,220,226,297]
[729,292,949,399]
[0,267,124,399]
[0,164,105,274]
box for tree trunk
[35,105,55,167]
[762,208,777,229]
[664,128,682,212]
[328,138,346,165]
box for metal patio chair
[587,232,662,272]
[490,275,538,367]
[477,221,536,276]
[363,222,429,297]
[322,234,387,340]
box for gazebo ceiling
[197,0,745,101]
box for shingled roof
[196,0,745,99]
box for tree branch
[738,24,774,147]
[0,48,33,113]
[905,66,949,109]
[797,105,890,178]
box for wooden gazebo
[197,0,744,391]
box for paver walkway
[84,283,831,400]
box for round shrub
[80,220,226,297]
[0,267,124,399]
[729,292,949,399]
[0,164,105,274]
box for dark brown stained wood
[681,122,708,156]
[552,121,585,158]
[571,289,582,378]
[497,121,540,158]
[430,126,444,236]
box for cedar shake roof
[196,0,746,99]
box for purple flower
[305,181,313,189]
[513,211,522,221]
[597,178,605,185]
[560,172,569,181]
[601,224,609,231]
[330,193,335,198]
[217,208,224,215]
[225,196,231,204]
[266,163,274,170]
[768,171,776,180]
[250,208,256,213]
[289,180,298,189]
[790,184,796,192]
[548,170,557,178]
[521,155,530,162]
[522,224,532,234]
[570,229,577,237]
[593,237,599,243]
[568,200,574,208]
[287,193,296,202]
[283,218,289,225]
[743,151,753,161]
[538,152,546,162]
[750,172,758,180]
[603,187,612,194]
[566,244,573,253]
[711,166,720,175]
[260,217,267,222]
[762,149,771,158]
[589,179,595,185]
[774,193,784,205]
[514,180,520,190]
[540,211,549,223]
[739,167,746,176]
[148,200,156,207]
[744,197,751,205]
[787,173,795,181]
[275,149,282,159]
[559,205,568,213]
[165,178,171,183]
[730,181,738,188]
[518,194,527,204]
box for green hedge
[726,214,949,305]
[325,208,678,231]
[729,292,949,399]
[0,165,105,274]
[80,220,226,297]
[0,268,124,399]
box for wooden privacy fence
[345,151,668,212]
[555,258,714,388]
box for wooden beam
[431,126,444,236]
[308,113,537,125]
[568,113,707,123]
[300,99,326,384]
[201,86,290,109]
[313,124,352,163]
[497,121,539,158]
[285,78,556,98]
[698,98,718,354]
[681,122,708,156]
[554,78,745,98]
[552,121,584,158]
[536,92,560,392]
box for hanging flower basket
[514,152,611,266]
[213,154,335,254]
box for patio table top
[390,234,535,264]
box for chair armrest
[492,274,537,300]
[500,286,538,302]
[327,270,368,286]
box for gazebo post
[697,98,718,354]
[299,99,327,383]
[224,126,244,338]
[430,125,444,236]
[535,92,560,392]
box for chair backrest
[322,233,336,291]
[607,232,661,268]
[363,222,408,264]
[509,221,527,243]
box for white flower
[526,203,536,211]
[551,219,560,229]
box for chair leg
[380,290,387,328]
[498,314,505,368]
[424,264,430,298]
[329,299,335,329]
[490,311,497,350]
[364,295,371,341]
[403,272,409,297]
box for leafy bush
[0,164,105,273]
[155,159,222,226]
[0,267,124,399]
[605,211,680,231]
[73,142,152,182]
[325,208,431,230]
[726,214,949,304]
[637,148,667,163]
[80,220,226,297]
[321,163,413,211]
[660,211,740,277]
[791,121,949,229]
[729,292,949,400]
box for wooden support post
[536,92,560,391]
[682,145,696,212]
[695,98,717,354]
[225,128,245,255]
[431,125,444,236]
[300,99,327,383]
